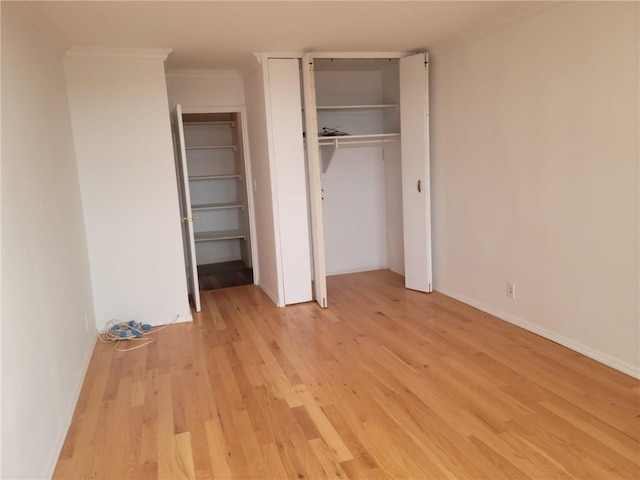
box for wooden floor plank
[53,270,640,480]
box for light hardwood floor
[54,270,640,479]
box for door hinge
[182,215,197,222]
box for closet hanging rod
[318,138,399,148]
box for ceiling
[35,1,552,71]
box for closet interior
[301,52,431,308]
[308,58,405,278]
[177,111,253,299]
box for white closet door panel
[302,53,328,308]
[174,104,201,311]
[400,53,433,293]
[267,58,313,305]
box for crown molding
[430,2,564,57]
[65,47,172,60]
[237,54,263,78]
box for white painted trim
[255,52,304,62]
[181,105,244,114]
[66,47,172,60]
[238,55,261,78]
[259,282,282,308]
[45,333,98,479]
[238,109,261,286]
[327,266,388,277]
[302,53,328,309]
[257,52,413,63]
[309,51,408,59]
[436,287,640,380]
[177,105,260,286]
[0,3,3,474]
[166,69,241,79]
[174,313,193,324]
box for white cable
[98,315,180,352]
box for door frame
[173,104,201,312]
[179,105,260,287]
[301,51,432,304]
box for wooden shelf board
[194,230,246,242]
[192,202,244,211]
[317,133,400,143]
[189,174,241,181]
[317,104,399,111]
[184,121,235,126]
[186,145,236,151]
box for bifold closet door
[267,58,313,305]
[400,53,433,293]
[173,104,201,312]
[302,53,328,308]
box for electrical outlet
[506,282,516,299]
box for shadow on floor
[198,260,253,291]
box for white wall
[166,70,244,109]
[243,63,282,304]
[1,4,97,478]
[322,147,389,275]
[65,51,191,328]
[431,2,640,376]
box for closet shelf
[315,133,400,173]
[186,145,236,151]
[194,229,246,242]
[185,121,235,126]
[192,202,244,211]
[317,133,400,147]
[189,174,241,181]
[317,104,399,111]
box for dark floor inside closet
[198,261,253,291]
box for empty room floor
[54,270,640,479]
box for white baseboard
[436,287,640,380]
[46,332,98,478]
[326,265,388,276]
[174,312,193,324]
[259,282,281,307]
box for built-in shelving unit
[181,112,252,268]
[305,67,402,171]
[303,56,413,289]
[311,98,401,171]
[302,53,431,302]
